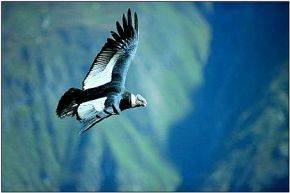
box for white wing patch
[83,54,119,90]
[77,97,107,120]
[82,9,139,91]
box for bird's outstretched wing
[82,9,139,90]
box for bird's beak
[142,98,147,107]
[136,94,147,107]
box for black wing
[82,9,139,90]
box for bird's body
[56,9,147,132]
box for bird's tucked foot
[95,111,109,118]
[104,104,120,115]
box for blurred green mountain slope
[2,2,211,191]
[202,62,289,191]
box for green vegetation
[2,2,211,191]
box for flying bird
[56,9,147,132]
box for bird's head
[131,93,147,108]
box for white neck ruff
[130,94,137,107]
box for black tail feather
[56,88,83,118]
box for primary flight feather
[56,9,147,133]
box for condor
[56,9,147,133]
